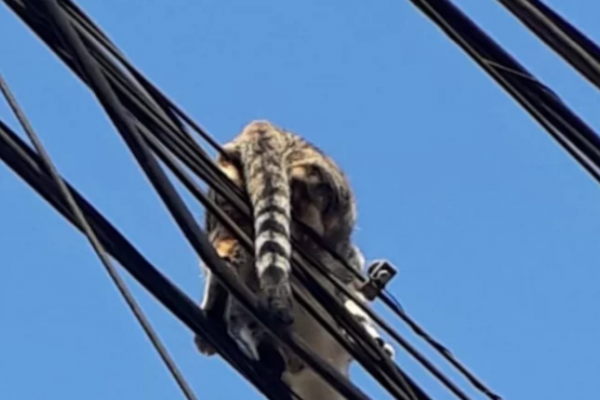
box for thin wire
[497,0,600,90]
[0,70,199,400]
[0,117,299,400]
[61,12,422,397]
[39,2,372,400]
[137,122,421,400]
[55,7,478,398]
[55,16,505,397]
[5,2,506,400]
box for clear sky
[0,1,598,399]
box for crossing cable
[138,123,424,400]
[4,2,435,399]
[47,11,505,400]
[496,0,600,91]
[2,2,508,400]
[408,0,600,184]
[37,1,374,400]
[0,5,299,400]
[134,94,433,400]
[45,6,499,400]
[401,2,600,397]
[3,1,496,399]
[0,70,199,400]
[35,3,594,398]
[0,119,300,400]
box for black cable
[0,117,300,400]
[1,2,508,400]
[402,0,600,398]
[43,15,506,400]
[137,120,424,400]
[408,0,600,184]
[0,69,199,400]
[2,1,376,398]
[39,4,475,399]
[38,2,373,400]
[44,6,427,399]
[496,0,600,90]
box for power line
[407,0,600,185]
[6,0,598,399]
[496,0,600,91]
[0,68,199,400]
[42,1,377,400]
[0,118,300,400]
[40,5,496,399]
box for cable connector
[360,259,397,301]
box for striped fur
[236,123,294,323]
[195,120,395,394]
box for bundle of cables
[1,0,597,399]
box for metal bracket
[360,259,397,301]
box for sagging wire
[409,0,600,184]
[8,2,496,400]
[496,0,600,91]
[48,1,600,400]
[39,1,373,400]
[137,121,423,400]
[0,117,301,400]
[0,31,297,400]
[0,69,199,400]
[51,6,496,399]
[10,2,422,396]
[1,0,536,400]
[50,11,506,400]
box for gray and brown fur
[195,120,393,397]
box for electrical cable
[2,2,428,396]
[40,16,529,400]
[4,1,498,398]
[0,117,300,400]
[3,0,432,400]
[138,121,422,400]
[0,69,200,400]
[56,11,487,399]
[408,0,600,184]
[9,1,585,400]
[38,1,374,400]
[496,0,600,90]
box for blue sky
[0,0,599,399]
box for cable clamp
[360,259,397,301]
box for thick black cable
[0,117,299,400]
[137,120,424,400]
[402,0,600,398]
[3,6,298,400]
[57,9,427,397]
[0,70,199,400]
[45,15,510,399]
[4,2,504,400]
[409,0,600,184]
[52,6,473,399]
[60,0,229,158]
[3,3,380,400]
[496,0,600,90]
[38,2,372,400]
[18,0,600,398]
